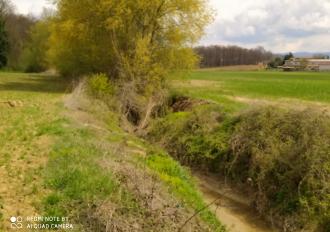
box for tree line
[0,0,45,71]
[195,45,274,68]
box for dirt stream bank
[194,173,279,232]
[67,85,280,231]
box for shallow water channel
[195,173,279,232]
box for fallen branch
[178,197,221,232]
[0,100,23,107]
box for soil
[171,80,222,88]
[171,96,210,112]
[228,95,330,114]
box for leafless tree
[195,45,274,68]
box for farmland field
[171,70,330,112]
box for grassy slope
[0,72,223,231]
[0,72,66,231]
[171,70,330,112]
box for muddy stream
[195,173,279,232]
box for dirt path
[227,95,330,114]
[194,173,279,232]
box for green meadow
[172,70,330,112]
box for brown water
[195,173,279,232]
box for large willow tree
[49,0,213,128]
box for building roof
[308,59,330,65]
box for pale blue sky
[11,0,330,53]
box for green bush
[147,102,330,231]
[228,107,330,231]
[147,105,233,170]
[88,73,115,98]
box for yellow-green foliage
[48,0,213,128]
[147,105,232,170]
[229,107,330,231]
[147,102,330,231]
[88,73,115,98]
[48,0,213,80]
[20,19,51,73]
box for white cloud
[10,0,330,52]
[201,0,330,52]
[12,0,54,16]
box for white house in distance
[308,59,330,71]
[282,58,330,71]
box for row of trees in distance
[0,0,50,71]
[195,45,274,68]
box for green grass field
[0,72,67,230]
[171,70,330,112]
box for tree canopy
[49,0,213,77]
[20,13,51,72]
[47,0,213,128]
[283,52,294,61]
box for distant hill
[277,52,330,58]
[294,52,330,58]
